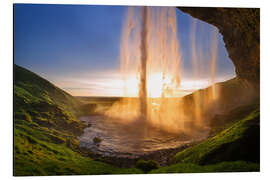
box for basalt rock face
[178,7,260,83]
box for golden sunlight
[147,73,163,98]
[123,72,180,98]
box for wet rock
[178,7,260,83]
[135,159,160,173]
[78,140,202,168]
[93,137,102,144]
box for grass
[150,105,260,173]
[173,108,260,165]
[14,64,260,175]
[150,161,259,173]
[14,65,85,135]
[209,103,259,135]
[14,64,142,176]
[135,160,160,173]
[14,125,142,176]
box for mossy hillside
[13,64,260,175]
[173,108,260,165]
[209,102,259,135]
[14,64,85,135]
[14,65,80,111]
[14,125,142,176]
[180,77,259,130]
[14,65,142,175]
[150,106,260,173]
[150,161,259,173]
[14,106,142,176]
[135,159,160,173]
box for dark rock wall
[178,7,260,83]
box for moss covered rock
[135,159,160,173]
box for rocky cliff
[178,7,260,82]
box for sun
[123,72,178,98]
[147,73,163,98]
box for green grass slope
[150,106,260,173]
[14,65,85,135]
[173,108,259,165]
[14,64,142,176]
[151,161,259,173]
[14,64,260,175]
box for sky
[14,4,236,97]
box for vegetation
[209,102,259,135]
[14,64,260,175]
[151,161,259,173]
[135,160,160,173]
[14,64,142,176]
[150,105,260,173]
[173,108,259,165]
[14,126,142,176]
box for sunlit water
[78,115,208,158]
